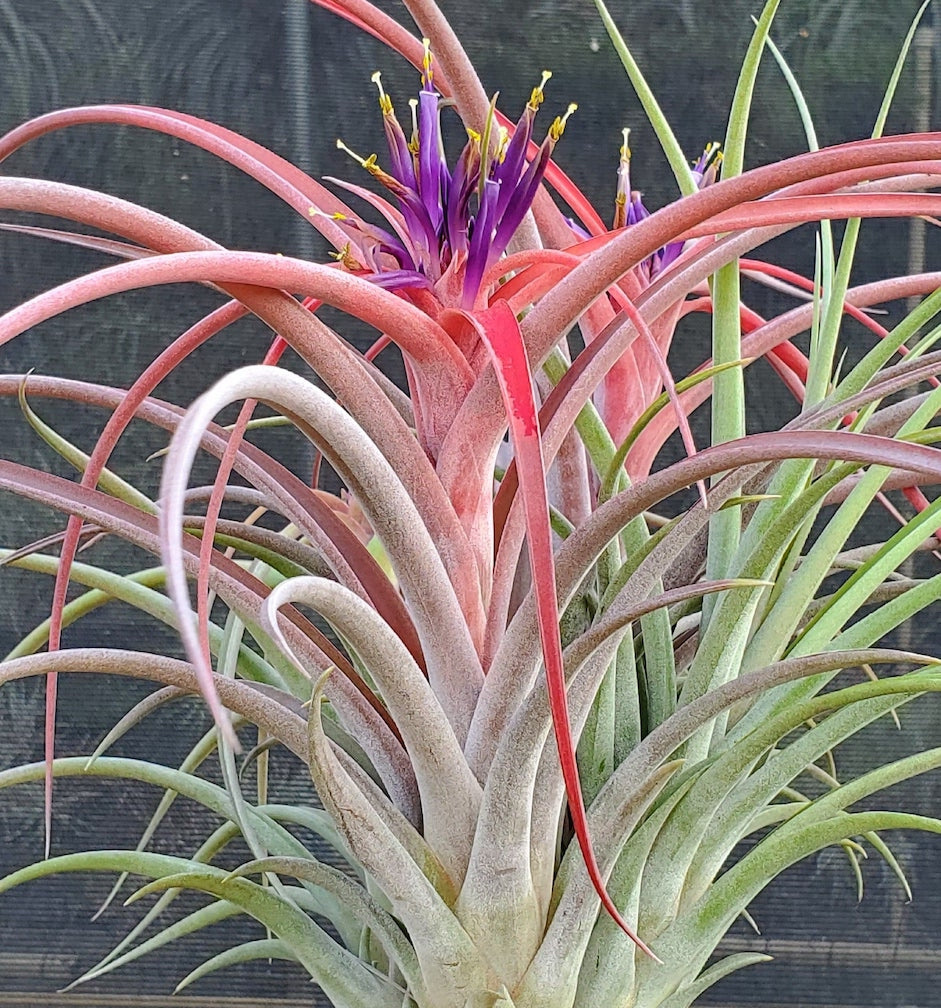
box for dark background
[0,1,938,1006]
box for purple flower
[612,132,722,280]
[333,43,574,309]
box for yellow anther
[421,37,433,85]
[329,242,362,271]
[331,211,349,221]
[528,70,552,111]
[548,103,577,143]
[407,98,419,154]
[619,127,631,163]
[336,138,381,175]
[371,71,393,116]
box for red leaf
[458,299,659,959]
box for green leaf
[591,0,698,196]
[17,379,155,512]
[63,900,243,990]
[706,0,781,594]
[658,952,774,1008]
[227,856,424,1000]
[0,851,403,1008]
[175,939,297,993]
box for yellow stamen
[695,142,723,177]
[336,138,380,175]
[408,98,419,155]
[495,125,509,163]
[309,207,348,223]
[478,93,500,193]
[371,71,393,116]
[548,103,577,143]
[421,37,433,85]
[528,70,552,111]
[614,127,631,229]
[329,242,362,271]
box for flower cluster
[329,42,574,309]
[327,43,723,318]
[612,133,722,279]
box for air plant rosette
[0,1,940,1006]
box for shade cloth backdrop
[0,1,937,1005]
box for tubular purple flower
[483,105,577,280]
[330,49,568,308]
[610,137,723,278]
[492,71,550,220]
[462,176,501,305]
[656,142,722,274]
[365,269,435,291]
[312,201,412,272]
[486,139,552,269]
[417,89,446,235]
[414,41,450,238]
[444,132,481,259]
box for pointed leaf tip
[463,299,659,959]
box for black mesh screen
[0,1,938,1006]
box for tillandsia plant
[0,0,940,1005]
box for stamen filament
[408,98,419,155]
[336,138,381,175]
[548,103,577,143]
[528,70,552,111]
[371,70,393,116]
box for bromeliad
[1,1,940,1007]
